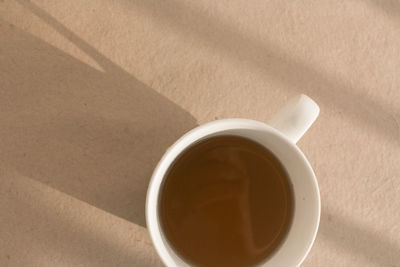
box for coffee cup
[146,94,320,266]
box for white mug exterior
[146,95,320,267]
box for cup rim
[146,118,320,267]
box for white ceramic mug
[146,94,320,267]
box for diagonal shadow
[128,0,399,142]
[319,211,400,266]
[364,0,400,19]
[1,174,162,266]
[0,2,197,227]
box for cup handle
[268,94,320,143]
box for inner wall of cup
[153,125,319,266]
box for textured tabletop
[1,0,399,266]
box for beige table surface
[1,0,399,266]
